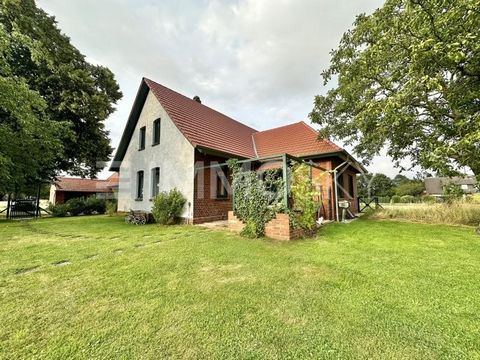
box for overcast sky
[37,0,416,179]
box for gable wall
[117,90,195,219]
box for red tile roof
[145,78,257,158]
[254,122,341,158]
[111,78,351,171]
[55,175,118,193]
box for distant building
[425,176,478,196]
[49,173,118,205]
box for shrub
[65,198,86,216]
[84,197,106,215]
[106,200,117,216]
[395,181,425,196]
[152,188,186,225]
[421,195,437,204]
[390,195,401,204]
[400,195,415,203]
[444,183,464,199]
[378,196,391,204]
[49,203,68,217]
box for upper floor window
[139,126,146,150]
[136,170,144,200]
[152,119,161,145]
[151,167,160,198]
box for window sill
[152,142,160,147]
[135,198,143,202]
[138,148,145,151]
[215,197,230,201]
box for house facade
[111,78,366,224]
[425,176,478,196]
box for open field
[0,216,479,359]
[372,202,480,227]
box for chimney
[193,95,201,104]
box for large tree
[0,0,121,193]
[310,0,480,179]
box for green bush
[378,196,391,204]
[400,195,415,203]
[48,203,68,217]
[106,200,117,216]
[84,197,106,215]
[390,195,401,204]
[152,188,186,225]
[65,198,86,216]
[422,195,436,204]
[444,183,464,199]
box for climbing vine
[227,159,284,238]
[290,163,321,231]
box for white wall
[117,90,195,219]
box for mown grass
[371,202,480,227]
[1,216,479,359]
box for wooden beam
[282,154,289,209]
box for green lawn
[0,216,479,359]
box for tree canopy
[310,0,480,179]
[0,0,122,193]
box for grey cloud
[36,0,416,178]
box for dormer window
[152,118,161,145]
[139,126,146,150]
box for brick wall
[193,151,233,224]
[228,211,304,241]
[227,211,245,232]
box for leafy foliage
[151,188,186,225]
[290,164,320,231]
[395,180,425,196]
[358,173,395,197]
[0,0,122,193]
[106,200,117,216]
[84,197,107,215]
[65,198,86,216]
[49,197,106,217]
[390,195,402,204]
[400,195,416,203]
[310,0,480,178]
[228,159,283,238]
[48,203,68,217]
[443,183,464,200]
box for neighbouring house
[110,78,366,224]
[425,176,478,196]
[49,173,119,205]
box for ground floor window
[136,171,144,200]
[151,167,160,198]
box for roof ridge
[299,121,342,150]
[251,134,259,158]
[144,77,258,133]
[256,121,304,135]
